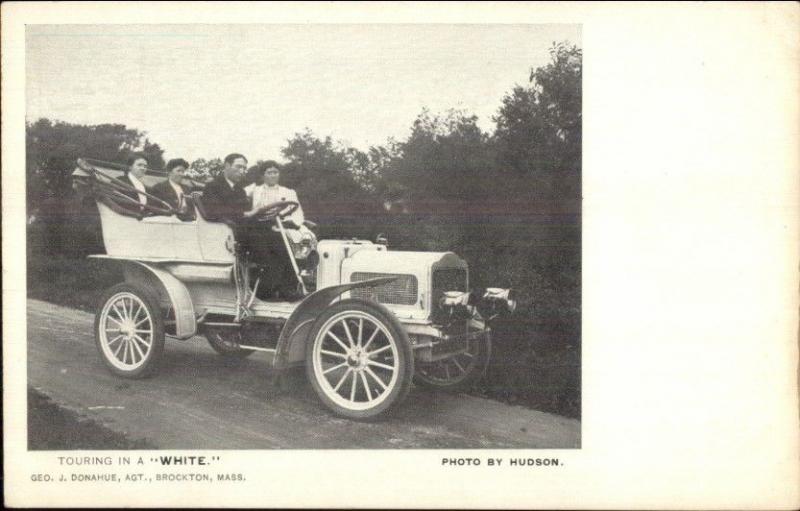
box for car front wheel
[306,299,413,420]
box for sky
[26,24,580,163]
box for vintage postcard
[3,1,798,509]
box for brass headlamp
[438,291,475,321]
[477,287,516,319]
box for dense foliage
[27,42,582,418]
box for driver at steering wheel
[201,153,299,300]
[245,163,310,242]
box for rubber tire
[94,282,165,379]
[305,299,414,420]
[203,327,255,360]
[413,337,491,392]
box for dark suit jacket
[150,179,190,210]
[200,175,250,222]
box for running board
[202,322,242,328]
[240,316,286,326]
[238,344,277,353]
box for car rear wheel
[306,299,413,420]
[203,327,255,360]
[414,335,491,392]
[94,283,165,378]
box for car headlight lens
[441,290,471,308]
[478,288,516,318]
[438,291,474,320]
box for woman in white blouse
[245,164,311,243]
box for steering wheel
[254,200,299,222]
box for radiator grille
[350,272,418,305]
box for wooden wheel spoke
[132,304,143,323]
[333,368,352,392]
[367,360,395,371]
[116,300,126,321]
[320,349,348,359]
[131,340,139,363]
[107,334,123,346]
[360,372,372,401]
[323,362,348,375]
[113,338,125,359]
[365,367,388,391]
[134,317,150,327]
[350,371,358,401]
[111,304,126,323]
[452,358,466,374]
[340,319,356,348]
[367,344,392,358]
[130,337,146,360]
[362,327,380,351]
[326,331,350,352]
[133,334,151,348]
[357,318,364,347]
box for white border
[4,2,799,508]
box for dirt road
[26,299,580,449]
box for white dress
[245,184,310,243]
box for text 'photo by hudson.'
[25,24,581,449]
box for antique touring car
[73,158,515,419]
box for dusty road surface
[27,299,580,449]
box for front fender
[272,277,396,370]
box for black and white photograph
[5,2,799,509]
[24,23,582,449]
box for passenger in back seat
[117,153,151,212]
[150,158,193,216]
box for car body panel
[272,276,397,369]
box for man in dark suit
[201,153,300,300]
[150,158,192,217]
[199,153,253,222]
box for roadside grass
[480,318,580,419]
[27,256,122,312]
[28,387,155,450]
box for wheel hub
[346,348,368,370]
[120,320,134,339]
